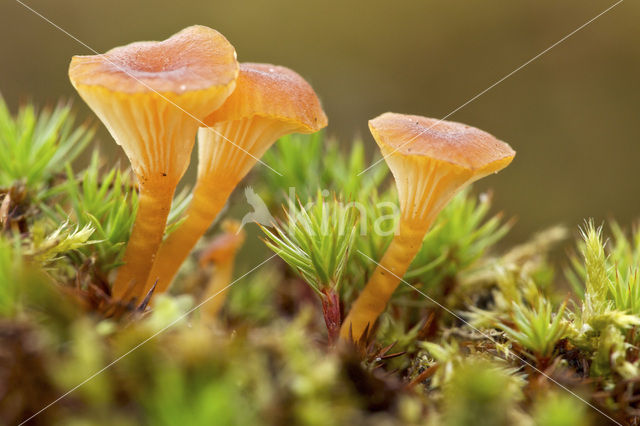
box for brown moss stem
[321,288,342,346]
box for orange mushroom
[341,113,515,341]
[69,26,239,301]
[198,220,245,320]
[147,62,328,293]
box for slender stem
[321,287,342,346]
[340,220,428,341]
[146,178,236,294]
[112,181,175,301]
[201,261,234,320]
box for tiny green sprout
[568,221,640,340]
[580,222,610,303]
[578,221,640,316]
[0,96,92,193]
[43,151,138,274]
[262,192,357,294]
[607,221,640,276]
[497,298,567,361]
[26,221,95,266]
[261,191,357,344]
[609,267,640,316]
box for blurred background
[1,0,639,243]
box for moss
[4,97,640,425]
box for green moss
[4,98,640,425]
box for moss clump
[2,98,640,425]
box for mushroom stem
[148,178,236,295]
[201,259,235,320]
[340,219,430,341]
[112,181,175,300]
[198,220,245,320]
[340,154,467,341]
[148,117,294,293]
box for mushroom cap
[203,63,328,133]
[69,25,238,95]
[68,26,239,181]
[369,113,515,177]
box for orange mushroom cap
[197,62,327,182]
[369,113,515,224]
[370,113,515,177]
[69,25,239,182]
[69,25,237,95]
[204,62,327,132]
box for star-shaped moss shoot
[69,26,239,301]
[341,113,515,341]
[146,62,327,294]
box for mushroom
[340,113,515,341]
[69,26,239,300]
[147,62,328,293]
[198,220,246,320]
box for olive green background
[1,0,639,243]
